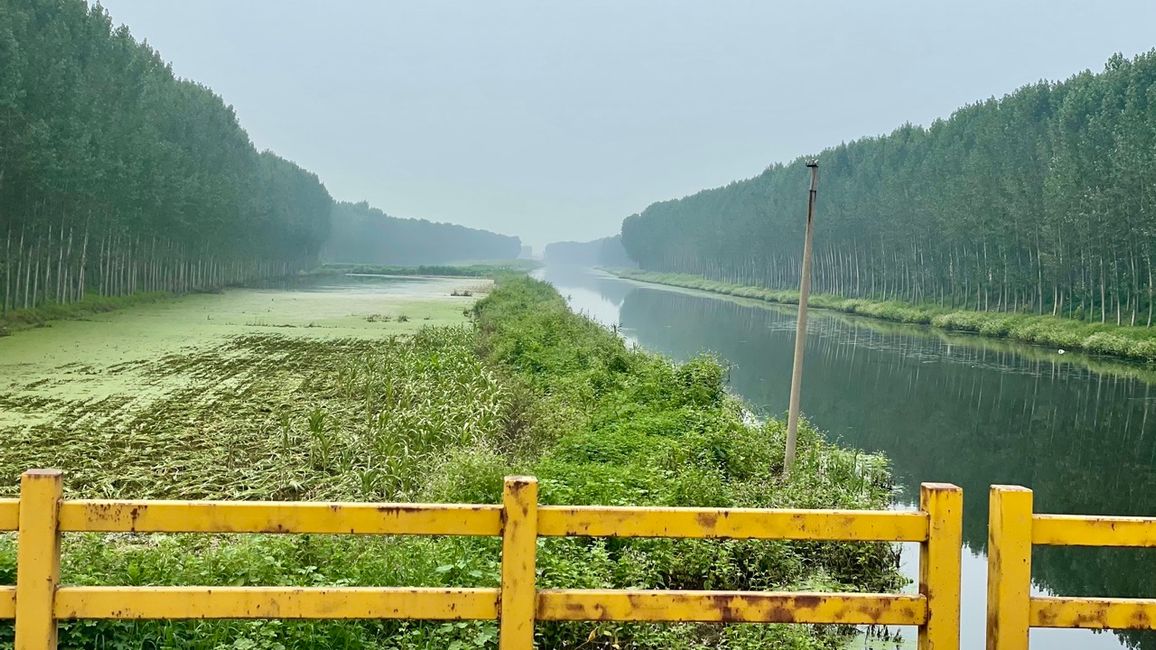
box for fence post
[986,486,1032,650]
[15,469,63,650]
[499,476,539,650]
[918,482,962,650]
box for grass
[0,291,171,334]
[0,275,901,649]
[610,268,1156,363]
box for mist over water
[542,266,1156,650]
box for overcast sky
[98,1,1156,251]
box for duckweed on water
[0,276,901,649]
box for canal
[540,265,1156,650]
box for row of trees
[322,201,521,266]
[543,235,635,267]
[621,51,1156,325]
[0,0,333,314]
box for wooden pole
[784,161,818,477]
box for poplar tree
[621,51,1156,326]
[0,0,333,312]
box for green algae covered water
[540,265,1156,650]
[0,274,487,434]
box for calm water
[540,265,1156,650]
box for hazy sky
[98,1,1156,251]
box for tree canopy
[322,201,521,266]
[621,51,1156,326]
[0,0,334,312]
[0,0,529,313]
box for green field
[1,275,902,649]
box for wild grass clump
[1,276,901,649]
[612,268,1156,362]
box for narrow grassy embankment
[0,292,171,335]
[1,276,900,649]
[611,268,1156,363]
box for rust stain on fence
[536,589,926,624]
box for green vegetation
[612,268,1156,362]
[322,201,522,267]
[621,51,1156,328]
[0,291,171,335]
[319,260,540,278]
[1,276,900,649]
[0,2,527,319]
[0,0,332,314]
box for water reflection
[542,266,1156,650]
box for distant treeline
[543,235,635,267]
[0,0,332,314]
[322,201,521,266]
[622,51,1156,326]
[0,0,525,317]
[321,260,538,277]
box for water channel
[540,265,1156,650]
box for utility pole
[784,160,818,478]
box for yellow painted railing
[1,470,964,649]
[987,485,1156,649]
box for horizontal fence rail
[987,486,1156,650]
[1,587,13,619]
[536,506,930,541]
[1,497,22,621]
[52,587,501,620]
[0,499,17,531]
[1,470,963,649]
[1031,514,1156,547]
[535,589,927,624]
[57,500,504,535]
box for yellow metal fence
[13,475,1156,649]
[0,470,964,649]
[987,485,1156,649]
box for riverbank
[0,291,172,335]
[609,269,1156,363]
[1,274,901,649]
